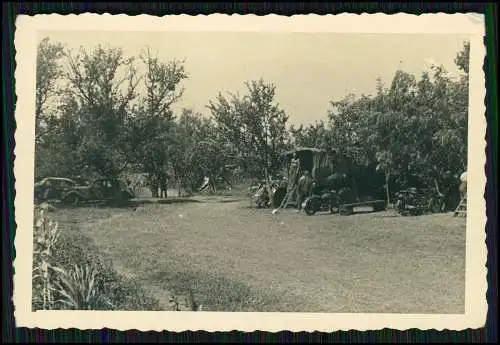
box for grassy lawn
[50,200,466,313]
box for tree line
[35,37,469,197]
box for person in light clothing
[297,170,314,212]
[272,152,301,214]
[459,171,467,200]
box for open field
[49,199,466,313]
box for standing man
[288,152,301,194]
[435,170,459,212]
[459,170,467,200]
[149,173,159,198]
[272,151,301,214]
[296,170,314,212]
[159,172,168,198]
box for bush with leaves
[290,41,470,203]
[208,78,290,180]
[32,208,161,311]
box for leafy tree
[169,109,231,195]
[313,41,470,204]
[289,121,330,150]
[208,78,289,179]
[62,45,141,178]
[454,41,470,75]
[35,38,65,142]
[131,48,188,185]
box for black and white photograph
[14,13,487,331]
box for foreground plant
[52,264,113,310]
[32,210,112,310]
[32,210,60,309]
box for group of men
[147,172,169,198]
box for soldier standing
[296,170,314,212]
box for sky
[39,31,469,126]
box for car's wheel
[329,204,339,214]
[64,193,80,205]
[303,198,317,216]
[329,194,340,214]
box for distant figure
[286,152,301,198]
[273,152,301,213]
[43,180,52,200]
[296,170,314,212]
[459,171,467,200]
[289,153,301,179]
[149,174,159,198]
[158,173,168,198]
[435,170,460,212]
[199,176,211,192]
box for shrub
[32,207,161,310]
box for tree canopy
[35,37,469,199]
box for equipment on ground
[453,196,467,217]
[302,188,341,216]
[394,187,445,216]
[270,147,388,216]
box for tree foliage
[35,38,65,142]
[35,37,470,200]
[62,45,141,178]
[207,78,289,179]
[131,48,188,181]
[290,41,470,198]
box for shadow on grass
[239,205,262,210]
[149,269,288,312]
[49,197,201,210]
[216,198,246,204]
[302,212,338,217]
[154,198,200,205]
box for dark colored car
[62,178,135,205]
[34,177,78,203]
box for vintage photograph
[14,14,487,331]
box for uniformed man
[436,170,460,212]
[297,170,314,212]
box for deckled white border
[13,13,487,332]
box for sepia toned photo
[14,13,487,332]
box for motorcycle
[302,187,342,216]
[394,187,445,216]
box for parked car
[34,177,78,203]
[61,178,135,205]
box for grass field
[49,198,466,313]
